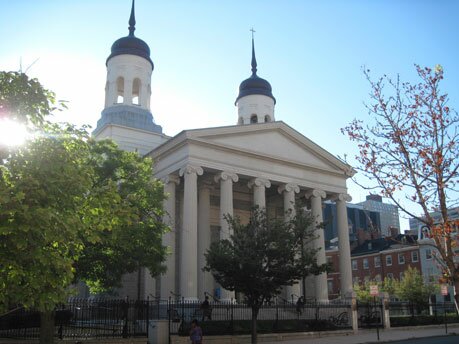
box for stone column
[306,189,328,301]
[214,171,238,301]
[179,165,203,300]
[198,181,213,300]
[160,175,180,299]
[336,193,353,297]
[124,78,133,104]
[278,183,300,300]
[248,177,271,208]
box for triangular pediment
[183,122,352,175]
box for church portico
[152,161,354,301]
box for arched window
[132,78,141,105]
[250,114,258,124]
[116,77,124,103]
[264,115,271,123]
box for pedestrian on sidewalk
[189,319,203,344]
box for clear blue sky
[1,0,458,229]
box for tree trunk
[454,279,459,315]
[251,306,259,344]
[40,310,55,344]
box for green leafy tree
[342,65,459,311]
[0,72,65,160]
[395,267,436,306]
[0,71,61,127]
[204,207,328,344]
[0,127,97,343]
[74,139,168,293]
[0,72,168,343]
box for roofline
[147,121,356,176]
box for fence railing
[0,298,352,339]
[388,301,458,327]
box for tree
[204,207,328,344]
[74,139,168,294]
[396,267,436,307]
[342,65,459,311]
[0,73,168,343]
[0,71,65,160]
[353,270,435,305]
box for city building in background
[357,194,400,237]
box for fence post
[146,296,150,338]
[275,299,279,330]
[230,298,234,335]
[381,292,390,329]
[168,297,171,344]
[181,297,185,323]
[348,291,358,333]
[122,296,129,338]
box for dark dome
[235,74,276,104]
[106,35,154,69]
[235,37,276,105]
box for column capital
[332,193,352,202]
[248,177,271,189]
[305,189,326,199]
[278,183,300,194]
[199,180,214,191]
[214,171,239,183]
[179,164,204,177]
[163,174,180,185]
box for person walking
[200,295,212,321]
[189,319,203,344]
[296,296,305,315]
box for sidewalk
[263,324,459,344]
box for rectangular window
[386,255,392,266]
[411,251,419,262]
[352,260,358,270]
[363,258,369,269]
[426,249,432,260]
[387,272,394,279]
[327,280,333,293]
[398,253,405,264]
[374,256,381,267]
[399,272,404,280]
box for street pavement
[263,324,459,344]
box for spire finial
[128,0,136,36]
[250,28,257,75]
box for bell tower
[93,0,167,155]
[235,31,276,125]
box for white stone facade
[147,122,355,301]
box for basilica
[93,1,355,302]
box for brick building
[326,235,422,299]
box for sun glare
[0,119,29,146]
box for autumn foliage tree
[342,65,459,311]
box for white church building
[93,1,355,302]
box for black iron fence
[0,298,352,339]
[356,300,384,329]
[170,298,352,336]
[0,298,169,340]
[388,301,459,327]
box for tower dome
[235,38,275,104]
[106,0,153,68]
[235,35,276,125]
